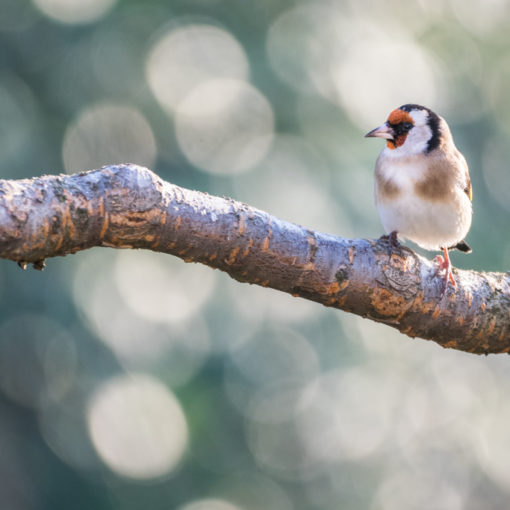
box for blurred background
[0,0,509,508]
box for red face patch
[386,134,408,150]
[385,108,414,149]
[387,109,413,126]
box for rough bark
[0,164,507,353]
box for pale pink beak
[365,123,395,140]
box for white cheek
[404,125,431,153]
[401,109,432,154]
[382,124,432,157]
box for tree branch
[0,164,507,353]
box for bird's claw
[434,253,456,295]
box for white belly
[376,193,472,251]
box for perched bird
[365,104,472,293]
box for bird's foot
[380,231,404,258]
[434,249,456,295]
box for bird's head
[365,104,442,155]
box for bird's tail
[450,240,472,253]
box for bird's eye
[391,121,414,137]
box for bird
[365,104,472,293]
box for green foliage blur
[1,1,510,509]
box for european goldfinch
[365,104,472,293]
